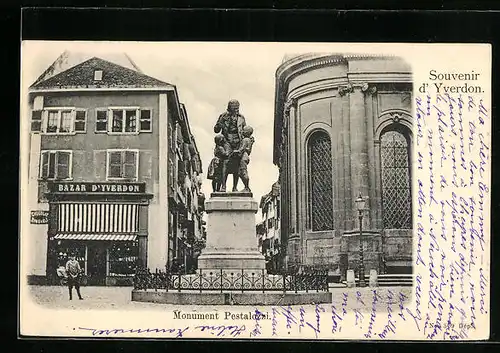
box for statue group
[207,99,255,193]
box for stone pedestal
[369,269,378,287]
[132,192,333,305]
[346,269,355,288]
[197,192,266,271]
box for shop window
[40,151,72,180]
[307,130,334,231]
[380,129,412,229]
[107,150,139,180]
[55,244,86,274]
[108,242,138,276]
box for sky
[21,41,289,218]
[22,41,473,222]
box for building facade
[256,182,282,273]
[25,54,204,285]
[274,54,413,275]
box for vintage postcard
[19,41,491,340]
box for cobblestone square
[27,285,413,311]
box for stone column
[297,102,308,265]
[365,85,378,228]
[287,99,297,235]
[339,86,352,230]
[349,83,370,230]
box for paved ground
[27,285,169,310]
[27,285,413,311]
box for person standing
[66,254,84,300]
[213,99,247,192]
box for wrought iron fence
[133,267,329,293]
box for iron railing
[133,268,328,293]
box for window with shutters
[45,108,73,134]
[102,107,152,134]
[108,107,139,134]
[380,129,412,229]
[106,150,139,180]
[39,151,72,180]
[307,130,334,231]
[32,108,87,134]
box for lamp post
[355,193,367,287]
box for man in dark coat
[213,99,247,191]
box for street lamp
[355,193,367,287]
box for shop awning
[58,203,138,233]
[53,233,137,241]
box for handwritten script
[68,62,490,342]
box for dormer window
[94,70,103,81]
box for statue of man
[214,99,247,192]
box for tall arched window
[308,130,334,231]
[380,128,412,229]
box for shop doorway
[87,243,107,286]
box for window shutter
[140,109,152,132]
[41,110,48,133]
[48,153,56,179]
[107,109,113,133]
[33,96,44,111]
[123,151,138,179]
[177,159,186,184]
[75,109,87,133]
[56,152,70,179]
[108,151,123,178]
[140,150,153,182]
[95,109,108,132]
[135,108,140,133]
[93,150,107,180]
[40,152,49,178]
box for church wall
[278,55,413,274]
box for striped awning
[53,233,137,241]
[58,203,138,233]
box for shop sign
[50,182,146,194]
[30,210,49,224]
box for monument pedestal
[132,192,332,305]
[197,192,266,272]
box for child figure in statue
[207,134,230,192]
[232,125,254,192]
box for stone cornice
[283,97,297,118]
[276,53,403,80]
[274,53,412,165]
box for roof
[30,56,172,90]
[32,51,143,86]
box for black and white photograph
[20,41,491,340]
